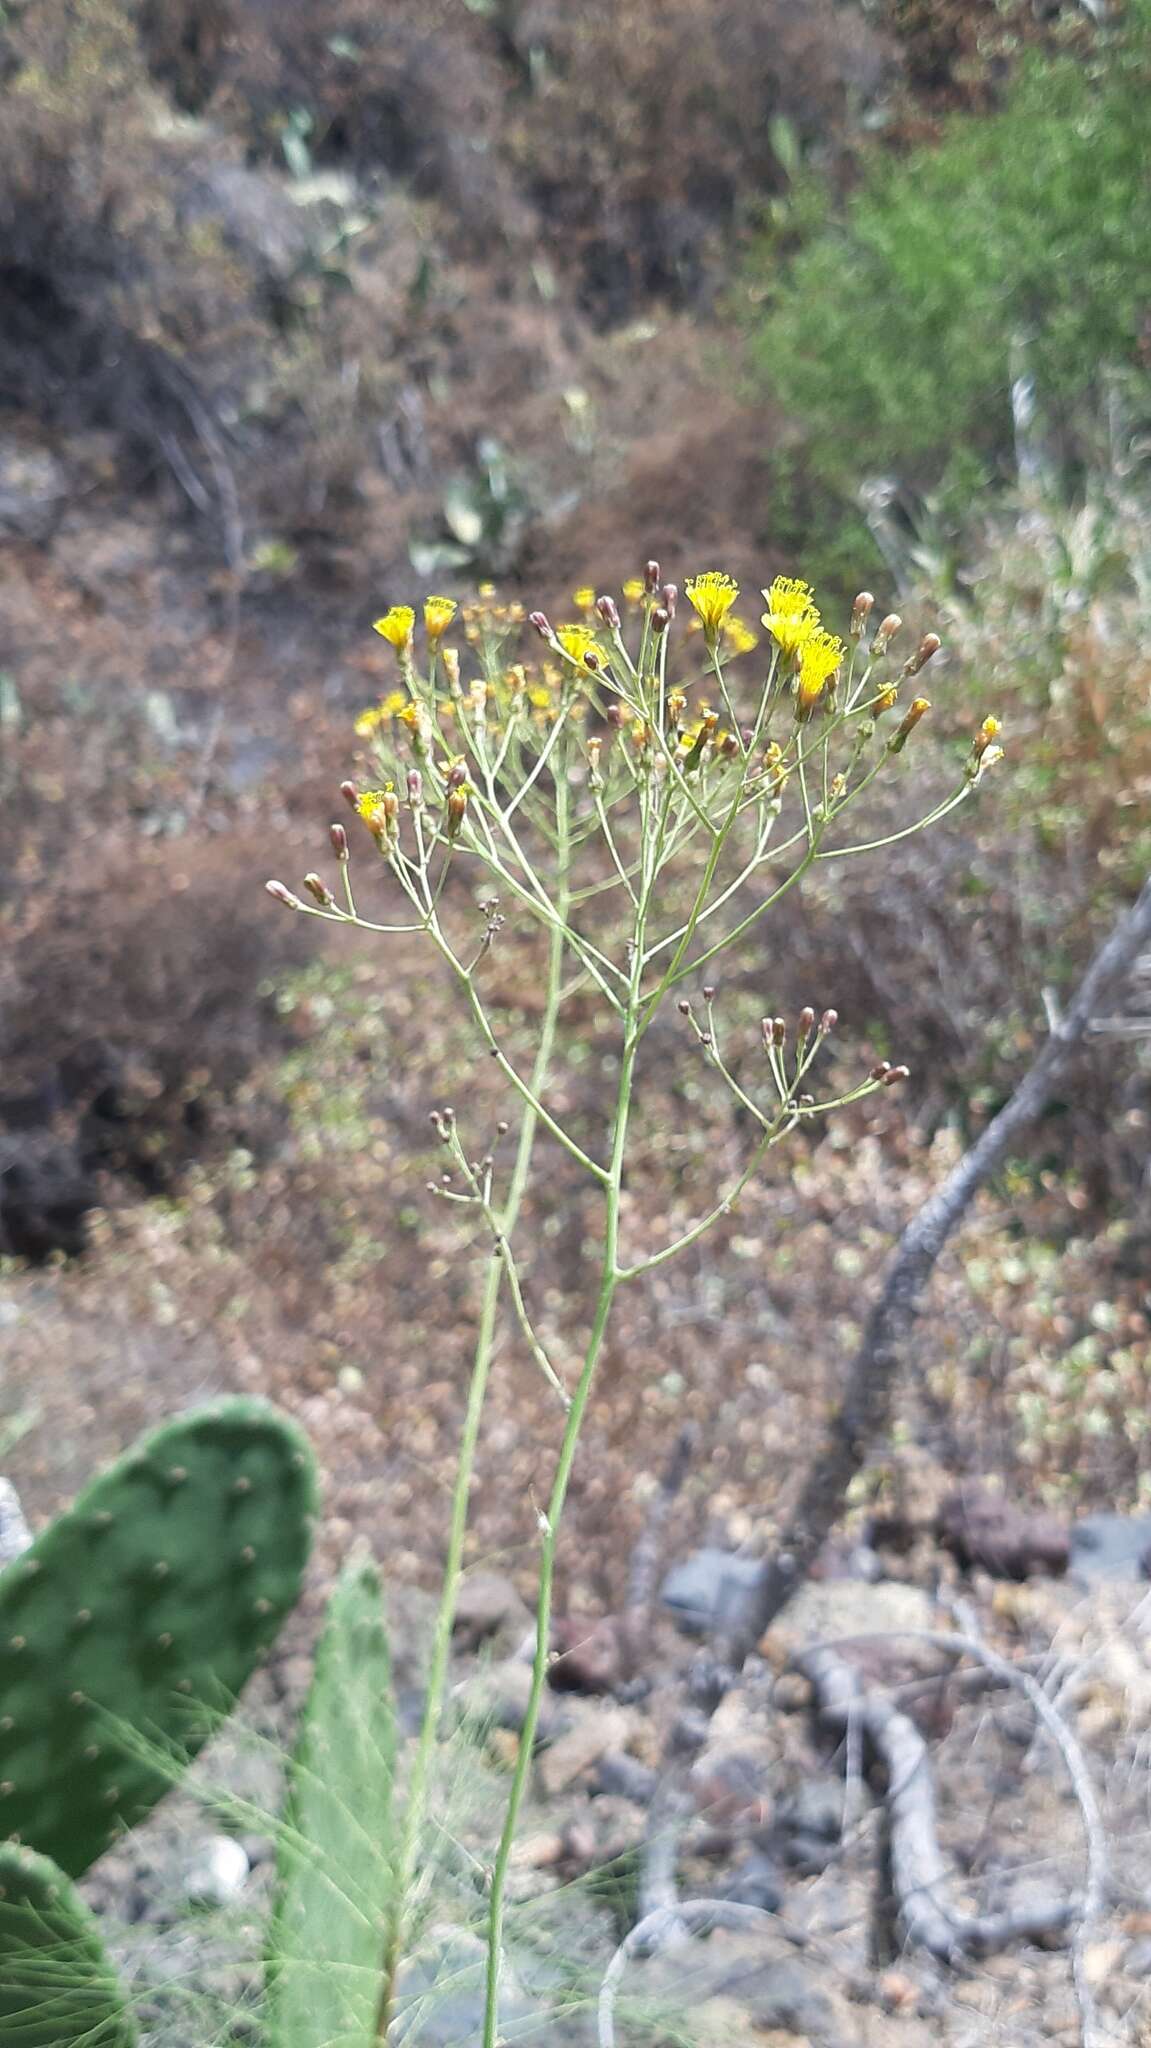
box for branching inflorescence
[268,563,1002,2043]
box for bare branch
[731,873,1151,1655]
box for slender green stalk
[374,896,569,2037]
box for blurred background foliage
[1,0,1150,1538]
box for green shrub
[749,0,1151,527]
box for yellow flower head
[373,606,416,654]
[424,595,458,642]
[685,571,739,641]
[621,578,646,606]
[354,704,387,737]
[723,615,759,657]
[796,630,845,712]
[761,576,820,659]
[572,586,596,615]
[556,624,598,666]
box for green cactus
[0,1841,136,2048]
[0,1399,317,1877]
[265,1552,396,2048]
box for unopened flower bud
[661,582,678,619]
[596,594,621,630]
[446,786,469,837]
[677,999,691,1016]
[819,1008,838,1035]
[883,1064,911,1086]
[340,780,360,812]
[651,606,669,634]
[869,1061,891,1081]
[446,758,468,789]
[888,695,930,754]
[303,872,334,907]
[266,879,302,909]
[645,559,661,593]
[329,823,349,861]
[702,984,716,1002]
[583,647,601,670]
[529,610,552,640]
[772,1017,786,1047]
[904,632,941,677]
[442,647,461,688]
[850,591,875,639]
[406,769,423,806]
[798,1005,815,1037]
[606,703,625,728]
[972,714,1001,760]
[874,613,902,655]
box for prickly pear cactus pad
[0,1400,317,1877]
[266,1554,395,2048]
[0,1841,137,2047]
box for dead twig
[731,872,1151,1657]
[598,1899,786,2048]
[798,1628,1107,2046]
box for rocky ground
[34,1500,1151,2048]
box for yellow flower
[424,595,457,641]
[761,576,820,659]
[354,705,387,737]
[685,571,739,642]
[556,624,598,665]
[373,606,415,654]
[621,578,646,605]
[723,615,759,657]
[796,630,845,712]
[572,586,596,614]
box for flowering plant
[269,562,1000,2040]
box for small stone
[724,1849,783,1915]
[661,1549,765,1636]
[549,1612,623,1694]
[185,1835,250,1908]
[452,1572,532,1654]
[538,1704,636,1797]
[937,1484,1070,1580]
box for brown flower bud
[883,1064,911,1086]
[661,582,678,619]
[874,613,902,654]
[329,823,349,861]
[869,1061,891,1081]
[606,703,625,728]
[340,780,360,812]
[529,610,552,639]
[905,632,942,677]
[819,1008,838,1035]
[446,786,469,837]
[407,768,423,805]
[798,1005,815,1037]
[596,594,621,630]
[446,758,468,789]
[702,984,716,1002]
[303,873,334,907]
[651,606,669,634]
[772,1017,786,1047]
[850,591,875,638]
[645,559,661,592]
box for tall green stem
[374,898,569,2036]
[480,873,651,2048]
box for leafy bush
[749,0,1151,533]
